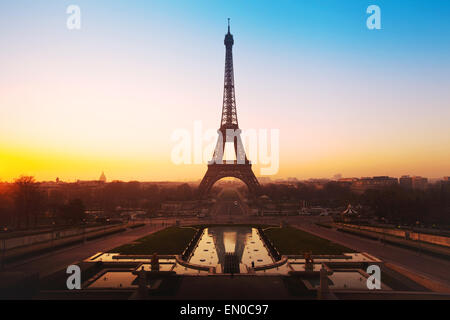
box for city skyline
[1,1,450,182]
[0,172,446,185]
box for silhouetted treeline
[1,177,449,228]
[0,176,46,229]
[0,176,88,228]
[98,181,194,212]
[359,184,450,225]
[260,182,450,225]
[0,178,195,229]
[260,182,357,207]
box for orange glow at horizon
[1,137,450,182]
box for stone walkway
[3,223,164,278]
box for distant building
[39,180,65,195]
[351,176,398,194]
[411,176,428,190]
[99,171,107,183]
[337,178,359,187]
[257,177,272,184]
[75,180,104,188]
[303,179,330,189]
[441,177,450,190]
[159,200,200,216]
[399,175,428,190]
[399,175,413,189]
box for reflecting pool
[88,271,137,289]
[189,227,274,270]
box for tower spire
[221,19,237,130]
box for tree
[176,184,193,201]
[12,176,44,229]
[0,192,13,227]
[47,189,64,221]
[59,199,86,224]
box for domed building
[99,171,107,183]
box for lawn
[109,226,197,255]
[264,227,355,255]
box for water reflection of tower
[208,227,252,265]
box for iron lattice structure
[198,20,261,198]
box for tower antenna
[228,18,230,33]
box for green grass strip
[109,226,197,255]
[264,227,355,255]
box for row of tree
[0,177,196,229]
[0,177,88,229]
[2,177,449,228]
[259,182,450,225]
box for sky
[1,0,450,182]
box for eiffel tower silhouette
[198,20,261,198]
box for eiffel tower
[198,20,260,198]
